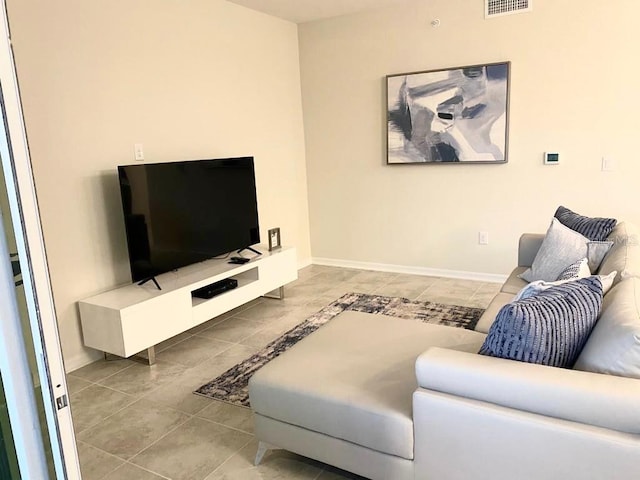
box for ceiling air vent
[485,0,532,18]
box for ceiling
[226,0,413,24]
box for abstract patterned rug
[194,292,484,407]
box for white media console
[78,246,297,364]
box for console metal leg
[146,346,156,365]
[131,346,156,366]
[262,286,285,300]
[103,346,156,366]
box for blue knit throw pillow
[554,206,617,241]
[479,277,604,368]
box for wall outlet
[478,231,489,245]
[134,143,144,161]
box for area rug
[194,292,484,407]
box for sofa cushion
[518,233,545,267]
[249,310,486,460]
[597,222,640,285]
[501,267,528,294]
[554,205,617,241]
[475,292,515,334]
[574,277,640,378]
[479,277,604,367]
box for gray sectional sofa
[249,220,640,480]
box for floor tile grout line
[92,365,184,393]
[200,314,269,329]
[191,413,254,436]
[128,414,253,479]
[76,393,194,441]
[78,439,125,460]
[154,332,199,354]
[135,366,212,408]
[76,440,133,480]
[198,315,276,335]
[196,327,270,346]
[125,411,194,468]
[72,394,140,436]
[151,337,241,371]
[74,380,139,400]
[67,375,101,396]
[88,361,139,385]
[206,436,256,478]
[189,334,237,347]
[70,360,137,386]
[114,461,173,480]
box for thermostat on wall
[544,152,560,165]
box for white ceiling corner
[226,0,415,24]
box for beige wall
[7,0,311,370]
[299,0,640,277]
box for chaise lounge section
[250,310,486,479]
[249,216,640,479]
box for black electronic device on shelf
[191,278,238,299]
[229,256,250,264]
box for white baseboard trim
[311,257,507,284]
[297,257,313,270]
[64,350,103,374]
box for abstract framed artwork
[386,61,510,164]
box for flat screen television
[118,157,260,284]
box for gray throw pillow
[519,218,589,282]
[520,219,613,283]
[587,241,614,272]
[479,277,604,368]
[554,205,617,241]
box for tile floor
[68,265,500,480]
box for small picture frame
[268,227,281,251]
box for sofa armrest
[518,233,545,267]
[415,347,640,434]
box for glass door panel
[0,375,20,480]
[0,163,56,478]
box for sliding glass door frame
[0,1,81,478]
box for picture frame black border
[385,60,511,165]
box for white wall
[7,0,311,371]
[299,0,640,277]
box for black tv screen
[118,157,260,283]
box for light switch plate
[134,143,144,161]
